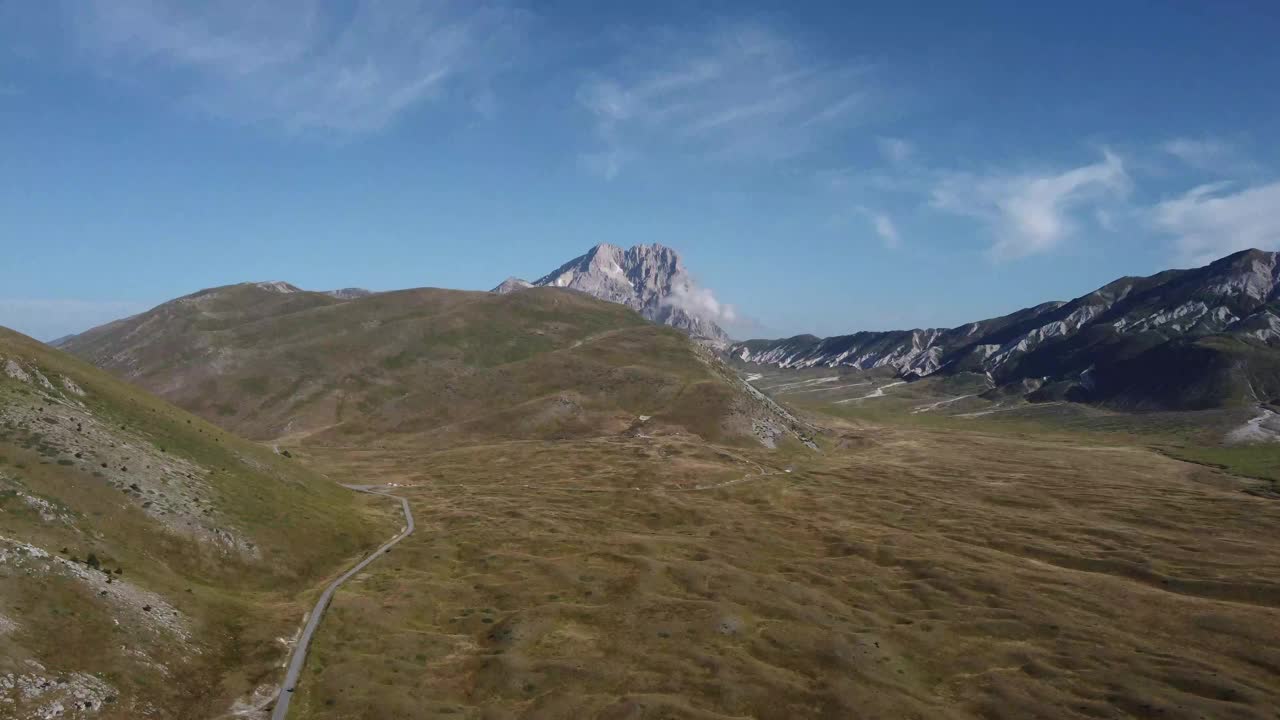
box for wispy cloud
[576,21,877,176]
[576,147,630,181]
[931,150,1129,260]
[876,136,913,165]
[664,283,737,325]
[1153,180,1280,265]
[72,0,527,135]
[1160,136,1257,177]
[867,211,901,249]
[0,299,149,342]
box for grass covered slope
[63,284,804,448]
[285,424,1280,720]
[744,363,1280,485]
[0,327,388,718]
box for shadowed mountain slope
[735,249,1280,409]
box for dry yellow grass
[284,420,1280,719]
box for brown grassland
[283,416,1280,719]
[33,285,1280,719]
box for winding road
[270,485,415,720]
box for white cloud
[1161,136,1249,175]
[931,150,1129,260]
[876,137,913,165]
[1152,180,1280,265]
[664,283,737,324]
[868,212,900,249]
[576,21,876,175]
[72,0,527,134]
[0,299,149,342]
[840,206,902,248]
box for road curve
[270,485,415,720]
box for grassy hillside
[0,327,388,718]
[740,363,1280,485]
[62,285,807,449]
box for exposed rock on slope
[734,249,1280,409]
[324,287,375,299]
[491,277,532,294]
[0,326,384,718]
[493,243,732,347]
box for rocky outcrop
[734,249,1280,409]
[494,244,731,347]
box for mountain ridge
[733,248,1280,409]
[57,283,809,449]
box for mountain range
[47,246,1280,416]
[733,249,1280,410]
[12,241,1280,718]
[493,243,731,347]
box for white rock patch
[60,376,86,397]
[4,359,31,383]
[0,659,115,719]
[0,536,192,643]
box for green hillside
[62,285,805,449]
[0,327,388,718]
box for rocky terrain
[34,246,1280,720]
[734,249,1280,410]
[493,243,732,347]
[0,326,386,719]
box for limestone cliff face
[494,243,731,347]
[733,249,1280,410]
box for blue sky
[2,1,1279,341]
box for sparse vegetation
[0,326,391,717]
[288,424,1280,719]
[53,286,777,447]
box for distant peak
[589,243,620,254]
[514,242,728,345]
[491,277,533,294]
[325,288,374,300]
[252,281,301,294]
[1225,248,1277,264]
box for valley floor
[278,421,1280,720]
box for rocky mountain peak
[252,281,301,294]
[1203,249,1278,302]
[496,244,730,347]
[492,277,533,295]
